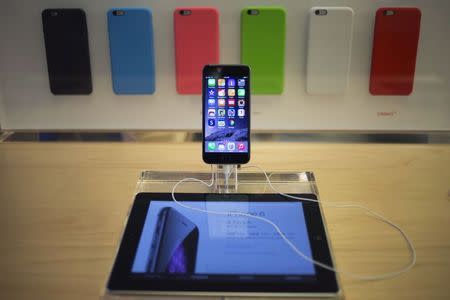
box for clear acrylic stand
[101,168,320,300]
[136,168,318,195]
[213,164,239,193]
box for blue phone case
[107,8,155,94]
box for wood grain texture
[0,142,449,300]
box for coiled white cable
[170,164,416,281]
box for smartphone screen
[202,65,250,164]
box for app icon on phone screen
[208,79,216,87]
[227,79,236,87]
[238,79,245,87]
[208,119,215,126]
[218,79,225,86]
[208,142,216,150]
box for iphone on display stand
[202,65,250,165]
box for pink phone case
[174,7,220,94]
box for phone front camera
[180,10,192,16]
[315,10,320,16]
[248,9,259,16]
[50,11,58,17]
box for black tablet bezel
[107,193,338,294]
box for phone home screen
[204,75,249,153]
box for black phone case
[42,9,92,95]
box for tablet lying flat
[107,193,340,298]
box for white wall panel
[0,0,449,130]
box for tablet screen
[132,201,315,278]
[107,193,338,294]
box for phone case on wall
[174,7,219,94]
[107,8,155,94]
[42,9,92,95]
[369,8,421,95]
[241,7,286,94]
[306,7,354,95]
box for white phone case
[306,7,354,95]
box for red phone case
[369,7,421,95]
[174,7,219,94]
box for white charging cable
[170,164,416,281]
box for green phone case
[241,7,286,94]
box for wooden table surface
[0,142,449,300]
